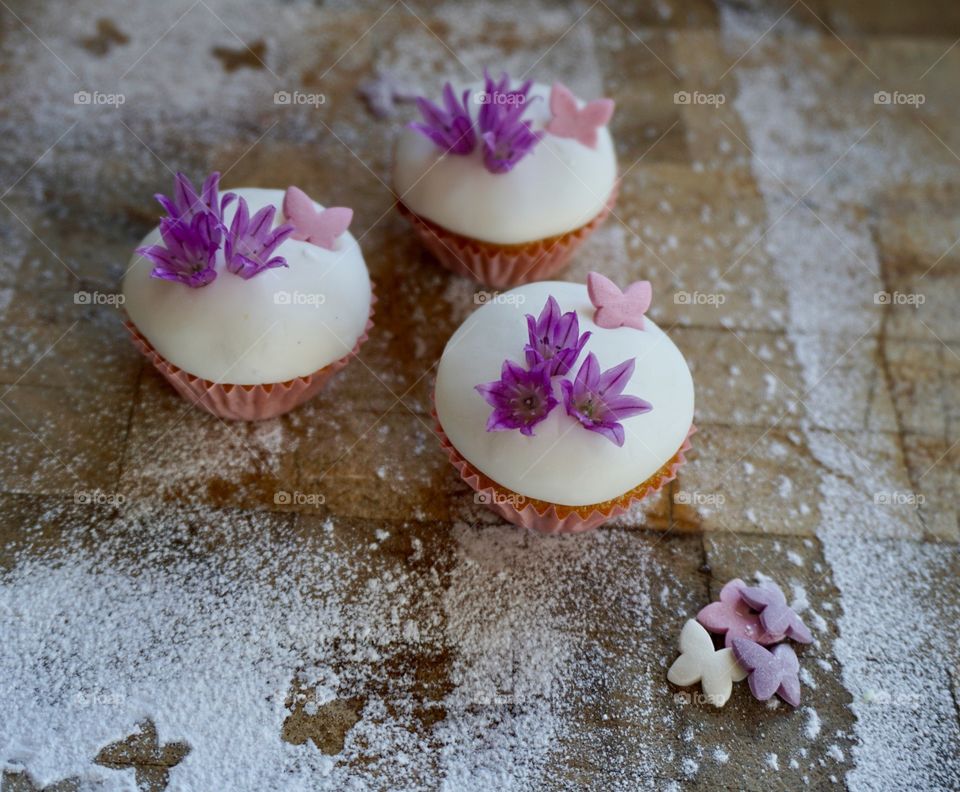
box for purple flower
[139,171,239,288]
[136,212,220,288]
[154,171,231,227]
[475,359,558,437]
[524,295,591,377]
[561,353,652,446]
[476,70,533,131]
[409,82,476,155]
[224,197,295,280]
[477,70,543,174]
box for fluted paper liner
[398,185,618,289]
[125,290,376,421]
[437,415,696,534]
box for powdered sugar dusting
[722,4,960,789]
[0,500,688,790]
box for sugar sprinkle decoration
[282,186,353,251]
[738,581,814,644]
[666,619,747,708]
[673,576,821,708]
[732,639,802,707]
[587,271,651,331]
[697,578,786,648]
[357,69,420,119]
[545,82,614,149]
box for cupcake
[123,172,373,421]
[394,71,617,288]
[434,273,694,533]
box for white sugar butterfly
[667,619,747,707]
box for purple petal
[578,353,600,391]
[592,422,625,446]
[485,408,513,433]
[414,96,446,128]
[135,244,173,268]
[154,193,179,218]
[598,358,635,396]
[248,204,276,239]
[474,381,497,402]
[264,223,295,250]
[219,191,237,219]
[604,394,653,420]
[201,171,221,215]
[408,122,453,151]
[173,172,195,213]
[410,86,476,156]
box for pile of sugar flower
[137,174,351,288]
[667,578,813,708]
[409,69,614,174]
[475,293,652,446]
[137,172,294,287]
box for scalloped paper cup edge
[436,415,696,534]
[398,184,618,289]
[124,287,376,421]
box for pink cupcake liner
[125,290,376,421]
[436,415,696,534]
[398,185,618,289]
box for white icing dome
[434,281,694,506]
[393,82,617,245]
[123,188,372,385]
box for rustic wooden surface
[1,1,958,790]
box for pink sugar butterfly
[282,186,353,251]
[587,271,652,331]
[546,82,614,149]
[697,578,786,649]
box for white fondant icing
[393,82,617,245]
[123,188,371,385]
[434,281,694,506]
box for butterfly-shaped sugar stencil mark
[282,186,353,251]
[357,69,420,118]
[587,271,651,331]
[737,581,813,644]
[697,578,786,648]
[667,619,747,707]
[732,638,802,707]
[546,83,614,149]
